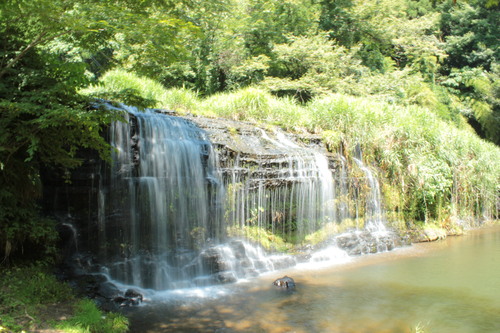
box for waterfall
[99,105,224,289]
[83,104,400,291]
[353,158,386,232]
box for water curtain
[96,105,388,289]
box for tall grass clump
[161,87,200,114]
[82,70,166,107]
[200,87,307,129]
[82,69,201,113]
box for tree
[0,0,122,263]
[439,0,500,72]
[261,34,367,101]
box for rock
[411,227,447,242]
[269,256,296,270]
[422,228,447,242]
[97,281,121,299]
[71,273,108,296]
[200,247,232,273]
[273,275,296,289]
[114,289,144,307]
[214,271,237,284]
[125,288,143,301]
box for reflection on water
[127,226,500,332]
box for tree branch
[0,30,69,79]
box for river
[127,225,500,332]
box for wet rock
[98,281,121,299]
[200,247,232,273]
[114,289,144,307]
[125,288,143,301]
[214,271,237,284]
[273,276,296,289]
[71,273,108,296]
[229,240,247,259]
[334,230,401,256]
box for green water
[129,226,500,332]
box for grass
[55,299,128,333]
[227,225,293,253]
[0,264,129,333]
[303,219,363,246]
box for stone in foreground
[273,276,296,289]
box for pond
[127,225,500,332]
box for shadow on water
[126,226,500,333]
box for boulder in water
[124,288,144,304]
[273,275,296,289]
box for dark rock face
[185,115,340,185]
[273,276,296,289]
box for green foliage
[0,265,129,332]
[56,299,129,333]
[0,264,74,331]
[227,225,292,252]
[263,34,367,99]
[442,66,500,144]
[439,0,499,72]
[0,0,124,264]
[2,266,73,304]
[304,220,360,246]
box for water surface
[128,226,500,332]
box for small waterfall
[223,128,335,240]
[323,155,396,259]
[352,158,386,232]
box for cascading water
[65,103,402,293]
[99,104,224,289]
[353,158,386,232]
[331,156,396,256]
[223,128,336,240]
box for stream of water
[127,225,500,333]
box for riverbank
[403,218,499,243]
